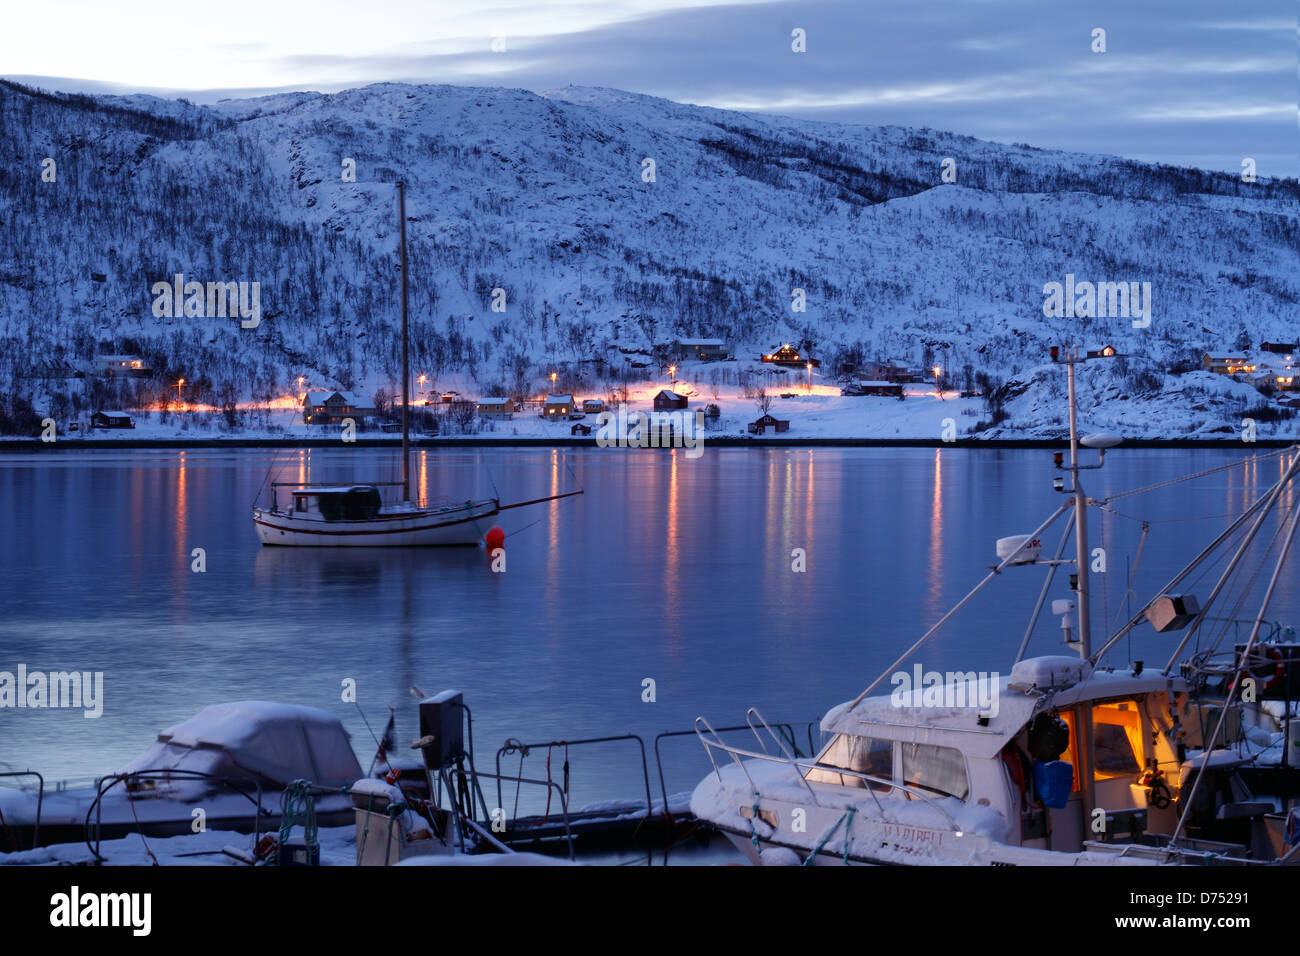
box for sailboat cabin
[289,486,383,521]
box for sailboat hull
[253,501,498,547]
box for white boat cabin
[286,486,384,521]
[810,656,1186,853]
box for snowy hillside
[0,78,1296,438]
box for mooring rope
[805,806,857,866]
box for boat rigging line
[1095,445,1294,506]
[1170,489,1300,848]
[850,499,1074,708]
[1154,450,1300,675]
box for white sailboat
[253,181,579,547]
[691,345,1300,866]
[253,485,501,547]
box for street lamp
[669,365,677,385]
[806,362,813,393]
[550,371,557,392]
[933,366,943,401]
[176,378,185,403]
[418,374,427,402]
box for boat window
[900,742,969,800]
[316,488,382,521]
[805,734,893,790]
[1092,701,1143,778]
[295,496,307,513]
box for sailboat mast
[398,180,410,504]
[1066,345,1091,658]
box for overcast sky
[4,0,1296,176]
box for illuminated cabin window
[1056,703,1143,787]
[805,734,893,790]
[1091,701,1143,778]
[295,496,308,513]
[900,742,969,800]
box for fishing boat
[691,345,1300,865]
[252,181,578,547]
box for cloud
[3,0,1295,176]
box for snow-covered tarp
[120,701,362,789]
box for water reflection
[925,448,944,622]
[3,446,1297,789]
[251,544,480,595]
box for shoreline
[0,436,1293,451]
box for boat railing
[0,771,44,851]
[446,766,575,860]
[652,719,819,819]
[495,734,653,831]
[86,769,271,862]
[746,706,797,759]
[694,717,963,834]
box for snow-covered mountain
[0,79,1296,436]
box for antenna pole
[398,180,410,504]
[1067,346,1091,659]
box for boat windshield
[900,742,969,800]
[806,733,893,790]
[316,488,382,521]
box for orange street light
[669,364,677,384]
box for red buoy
[484,526,505,550]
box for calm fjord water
[0,447,1295,807]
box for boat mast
[398,180,410,504]
[1065,345,1091,658]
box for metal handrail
[454,767,575,860]
[86,769,271,862]
[0,771,44,851]
[746,707,795,759]
[695,717,762,792]
[695,721,964,834]
[495,734,652,828]
[652,720,810,819]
